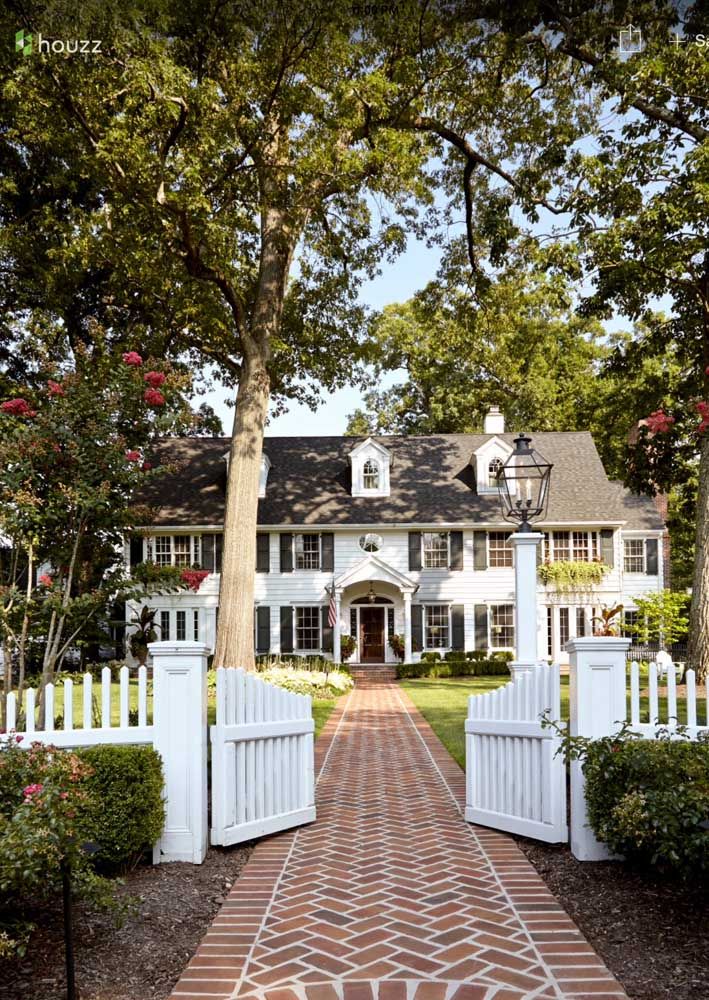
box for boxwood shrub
[573,729,709,879]
[396,659,510,679]
[78,745,164,868]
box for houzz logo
[15,28,102,56]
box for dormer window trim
[473,436,513,495]
[349,437,391,497]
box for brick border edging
[395,683,629,1000]
[168,692,353,1000]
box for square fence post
[567,636,631,861]
[150,640,209,864]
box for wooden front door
[359,607,385,662]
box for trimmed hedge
[397,659,511,679]
[78,745,164,868]
[577,730,709,879]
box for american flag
[328,583,338,628]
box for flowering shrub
[180,568,210,591]
[207,662,353,700]
[559,725,709,879]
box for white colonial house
[124,409,666,665]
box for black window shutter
[280,606,294,653]
[321,605,333,652]
[215,533,223,573]
[600,529,614,567]
[473,531,487,571]
[129,536,143,567]
[202,534,215,572]
[474,604,488,651]
[645,538,659,575]
[256,532,270,573]
[256,606,271,653]
[409,532,422,571]
[321,532,334,572]
[451,605,465,649]
[280,533,293,573]
[449,531,464,571]
[411,604,423,652]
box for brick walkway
[169,682,628,1000]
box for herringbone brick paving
[169,682,628,1000]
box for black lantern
[367,583,376,604]
[496,433,553,532]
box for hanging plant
[538,559,608,592]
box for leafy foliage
[628,590,691,646]
[538,560,608,592]
[78,745,164,868]
[397,659,511,679]
[591,604,625,637]
[562,726,709,879]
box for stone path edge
[167,691,353,1000]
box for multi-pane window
[155,536,172,566]
[490,604,514,648]
[622,610,639,638]
[488,531,513,567]
[295,606,320,650]
[422,531,449,569]
[176,609,186,641]
[488,457,504,488]
[146,534,202,567]
[173,535,192,567]
[363,460,379,490]
[547,607,553,657]
[295,534,320,570]
[548,530,599,563]
[576,607,587,637]
[159,610,170,640]
[572,531,589,562]
[193,610,200,641]
[552,531,570,561]
[624,539,645,573]
[425,605,449,648]
[559,607,570,649]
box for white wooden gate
[465,664,568,843]
[210,667,316,846]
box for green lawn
[17,678,337,739]
[401,672,703,769]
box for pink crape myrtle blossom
[47,380,65,396]
[141,461,152,471]
[38,574,53,587]
[143,388,165,407]
[23,783,43,798]
[122,351,143,366]
[644,410,675,434]
[1,398,37,417]
[144,371,166,388]
[125,450,141,462]
[698,401,709,434]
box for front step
[349,663,397,683]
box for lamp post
[496,434,553,678]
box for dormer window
[349,438,391,497]
[488,457,503,488]
[363,460,379,490]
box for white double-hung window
[295,606,320,650]
[422,531,449,569]
[424,605,449,648]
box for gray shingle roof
[137,433,664,529]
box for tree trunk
[213,356,271,670]
[687,433,709,681]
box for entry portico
[331,554,418,663]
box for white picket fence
[628,662,709,738]
[210,667,315,846]
[2,642,317,865]
[5,665,153,748]
[465,663,568,844]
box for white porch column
[150,641,209,864]
[333,591,342,663]
[403,592,412,663]
[509,532,543,679]
[567,636,631,861]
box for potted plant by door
[389,634,405,661]
[340,634,356,661]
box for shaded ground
[1,845,251,1000]
[519,840,709,1000]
